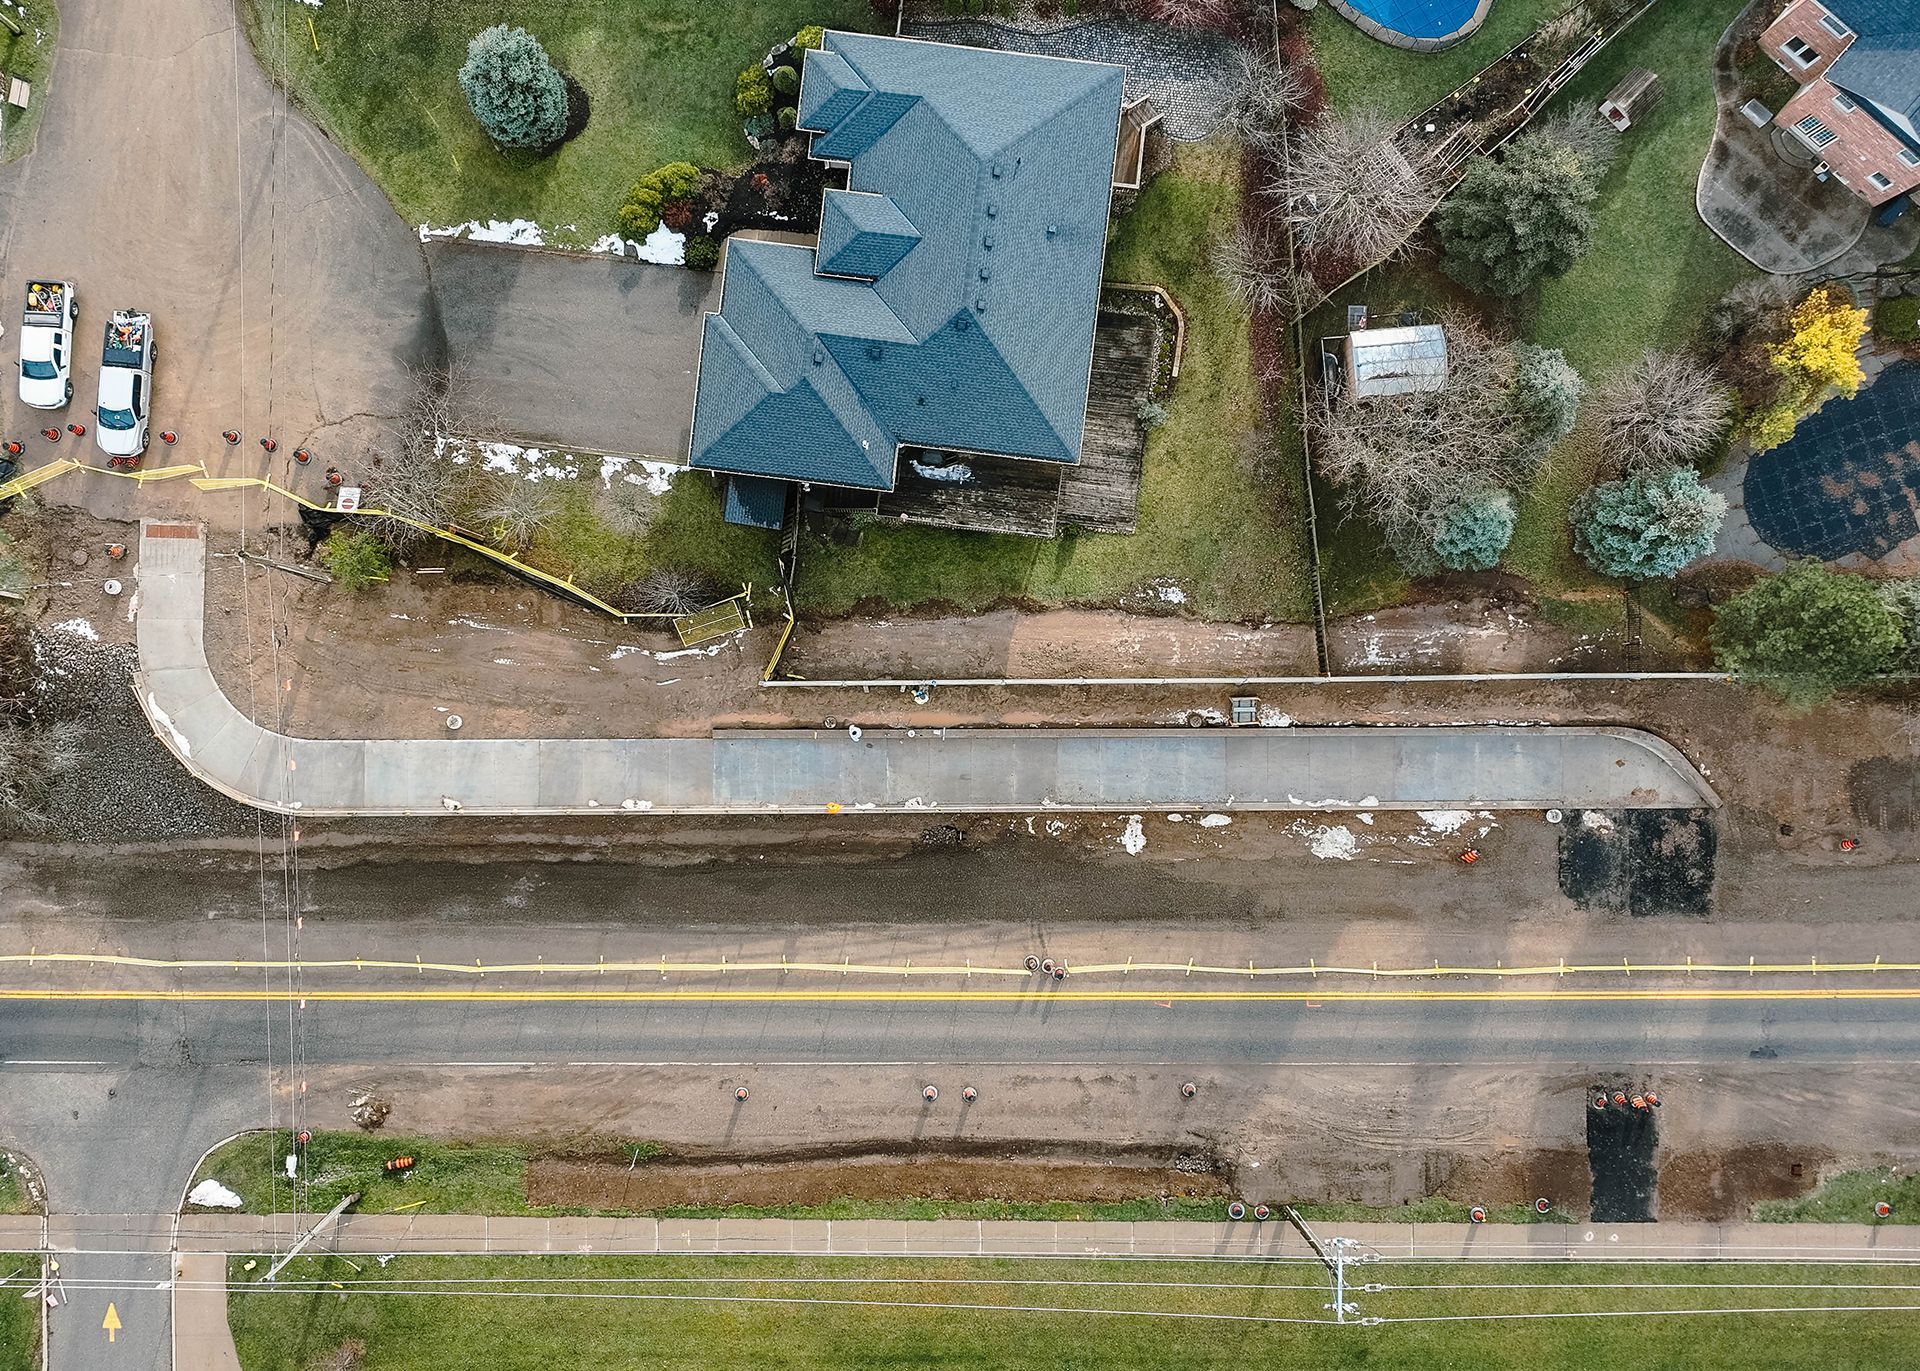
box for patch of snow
[1418,810,1474,836]
[655,637,737,661]
[491,658,516,666]
[1309,825,1356,860]
[1148,580,1188,604]
[1183,708,1229,726]
[187,1179,243,1209]
[1197,814,1231,828]
[909,459,974,483]
[1118,815,1147,855]
[608,645,650,661]
[1258,708,1294,727]
[49,618,98,640]
[388,613,413,622]
[1356,813,1375,825]
[418,218,546,246]
[1045,819,1068,835]
[599,454,680,494]
[147,694,191,758]
[635,223,686,265]
[1166,813,1185,822]
[620,799,654,811]
[448,617,511,633]
[1581,810,1616,834]
[590,233,635,257]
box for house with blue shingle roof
[688,32,1129,530]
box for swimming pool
[1328,0,1494,50]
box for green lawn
[0,1257,37,1371]
[1523,0,1754,377]
[1306,0,1755,608]
[0,0,58,163]
[1756,1168,1919,1224]
[241,0,882,235]
[1310,0,1564,120]
[795,139,1314,623]
[229,1255,1920,1371]
[0,1168,26,1217]
[191,1132,544,1217]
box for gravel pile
[30,629,256,841]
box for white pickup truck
[18,279,77,410]
[95,310,155,461]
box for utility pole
[1325,1236,1360,1323]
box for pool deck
[1326,0,1494,52]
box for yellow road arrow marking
[102,1302,121,1343]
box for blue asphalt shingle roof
[1825,0,1920,129]
[724,474,791,530]
[691,32,1124,496]
[818,190,922,279]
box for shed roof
[690,32,1125,492]
[1345,324,1448,399]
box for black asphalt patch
[1587,1094,1659,1222]
[427,239,721,458]
[1743,360,1920,561]
[1558,810,1716,916]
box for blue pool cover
[1744,360,1920,562]
[1344,0,1485,40]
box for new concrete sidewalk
[157,1214,1920,1263]
[131,523,1719,817]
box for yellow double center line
[3,988,1919,1004]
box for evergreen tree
[1572,467,1725,580]
[458,25,569,150]
[1712,561,1907,704]
[1508,343,1584,458]
[1431,490,1517,572]
[1437,135,1600,296]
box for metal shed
[1342,323,1449,399]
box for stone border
[1325,0,1494,53]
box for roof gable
[818,190,922,280]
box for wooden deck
[1058,310,1158,535]
[879,449,1063,537]
[873,311,1158,539]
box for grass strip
[228,1254,1920,1371]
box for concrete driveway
[0,0,433,527]
[428,239,716,459]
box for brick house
[1759,0,1920,207]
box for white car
[95,310,154,461]
[19,279,77,410]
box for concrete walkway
[132,523,1719,816]
[172,1253,241,1371]
[7,1212,1903,1264]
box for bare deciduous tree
[1212,226,1328,320]
[1529,109,1621,177]
[0,715,83,829]
[623,567,719,617]
[362,364,505,550]
[1266,106,1438,268]
[1149,0,1239,27]
[474,475,561,553]
[1217,47,1311,161]
[1587,349,1734,476]
[1308,310,1538,551]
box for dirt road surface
[0,0,430,527]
